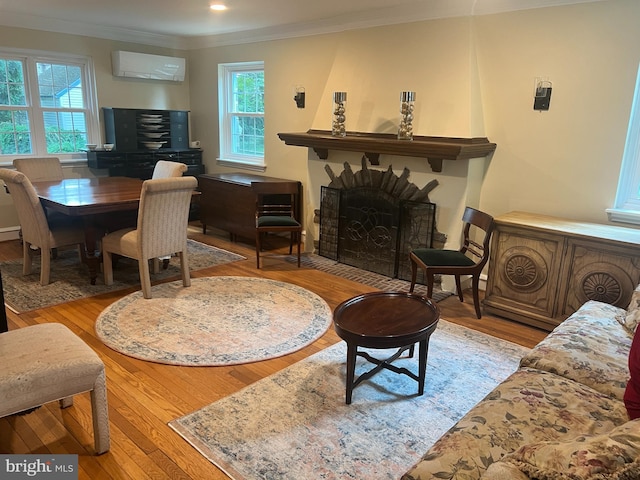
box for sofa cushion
[621,284,640,335]
[519,301,631,401]
[624,326,640,420]
[401,368,629,480]
[482,418,640,480]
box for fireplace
[318,160,441,282]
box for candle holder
[332,92,347,137]
[398,91,416,141]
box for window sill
[606,208,640,226]
[217,158,266,173]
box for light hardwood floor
[0,226,549,479]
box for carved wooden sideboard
[484,211,640,331]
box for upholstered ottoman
[0,323,110,454]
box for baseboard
[0,227,20,243]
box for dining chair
[13,157,64,182]
[102,176,198,299]
[13,157,69,250]
[252,181,302,268]
[152,160,187,179]
[409,206,495,319]
[151,160,188,268]
[0,168,86,286]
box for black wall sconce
[294,86,305,109]
[534,78,552,111]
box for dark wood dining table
[32,177,145,284]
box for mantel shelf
[277,129,497,172]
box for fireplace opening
[318,161,440,283]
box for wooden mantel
[277,129,497,172]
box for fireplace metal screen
[319,186,436,281]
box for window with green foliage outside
[219,62,265,169]
[0,52,98,158]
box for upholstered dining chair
[152,160,187,179]
[102,176,198,299]
[409,206,495,319]
[151,160,188,268]
[13,157,64,182]
[13,157,69,249]
[252,181,302,268]
[0,168,86,286]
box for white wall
[2,0,640,248]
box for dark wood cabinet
[90,107,204,180]
[87,150,204,180]
[103,107,191,151]
[199,173,302,241]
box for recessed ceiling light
[210,4,227,11]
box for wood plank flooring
[0,226,549,479]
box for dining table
[32,176,145,284]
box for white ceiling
[0,0,604,49]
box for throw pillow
[496,419,640,480]
[621,284,640,334]
[625,325,640,420]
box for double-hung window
[608,63,640,225]
[0,49,98,160]
[218,61,265,170]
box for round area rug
[95,276,333,366]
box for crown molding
[0,0,605,51]
[0,11,189,50]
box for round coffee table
[333,291,440,404]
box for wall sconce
[533,78,552,111]
[294,86,305,109]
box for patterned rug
[1,239,245,313]
[291,253,452,302]
[95,276,333,366]
[169,320,529,479]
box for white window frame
[217,61,265,172]
[0,47,99,165]
[607,63,640,225]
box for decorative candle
[332,92,347,137]
[398,91,416,141]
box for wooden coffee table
[333,291,440,404]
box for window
[0,49,98,160]
[218,61,265,170]
[607,63,640,225]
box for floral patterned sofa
[401,290,640,480]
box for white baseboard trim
[0,226,20,243]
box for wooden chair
[409,207,495,319]
[102,176,198,299]
[152,160,187,179]
[0,168,86,286]
[252,181,302,268]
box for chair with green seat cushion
[409,206,495,319]
[252,181,302,268]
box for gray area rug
[95,276,333,366]
[170,320,529,479]
[1,239,245,313]
[294,253,452,302]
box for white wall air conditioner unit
[111,51,186,82]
